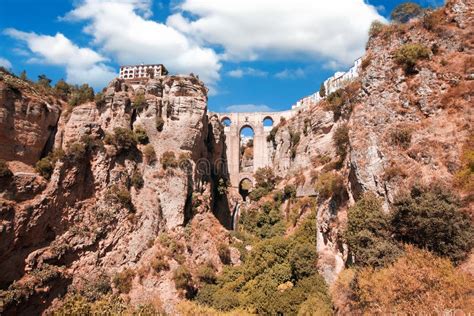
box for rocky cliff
[265,0,473,284]
[0,72,234,314]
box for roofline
[120,64,167,68]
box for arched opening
[240,125,254,172]
[221,117,232,127]
[239,178,253,200]
[263,116,274,127]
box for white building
[292,57,362,110]
[119,64,168,82]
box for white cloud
[225,104,274,112]
[169,0,386,66]
[227,67,268,78]
[275,68,306,80]
[65,0,221,86]
[4,29,116,88]
[0,57,12,69]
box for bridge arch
[221,116,232,127]
[262,116,274,127]
[238,176,254,200]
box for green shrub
[389,126,412,149]
[303,118,311,136]
[0,160,12,178]
[298,292,333,316]
[344,193,401,267]
[319,82,326,98]
[173,266,193,290]
[283,184,297,200]
[105,127,137,152]
[54,79,71,100]
[94,92,106,107]
[369,20,385,37]
[35,149,65,179]
[325,89,347,120]
[133,125,149,145]
[254,167,276,191]
[132,93,147,109]
[156,116,165,132]
[249,187,270,201]
[267,125,279,148]
[113,269,135,294]
[105,185,133,210]
[197,263,217,284]
[314,172,344,201]
[131,170,144,189]
[391,2,423,23]
[333,124,349,159]
[69,84,95,107]
[394,44,430,74]
[67,142,86,161]
[239,201,285,239]
[391,184,474,263]
[151,256,169,273]
[37,74,52,89]
[161,151,178,169]
[142,144,156,163]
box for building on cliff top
[292,57,362,110]
[119,63,168,83]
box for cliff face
[0,73,233,314]
[267,0,473,283]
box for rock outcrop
[0,72,232,315]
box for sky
[0,0,443,113]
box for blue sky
[0,0,442,112]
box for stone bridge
[210,110,296,189]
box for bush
[105,185,133,210]
[133,125,149,145]
[173,266,193,291]
[283,184,297,200]
[319,82,326,98]
[142,144,156,163]
[156,116,165,132]
[354,246,474,314]
[389,126,412,149]
[369,20,384,38]
[0,160,12,178]
[391,184,474,263]
[161,151,178,169]
[239,201,285,239]
[254,167,276,191]
[69,84,95,107]
[105,127,137,152]
[113,269,135,294]
[66,142,86,161]
[333,124,349,159]
[150,256,169,273]
[298,293,332,316]
[131,170,144,189]
[197,263,217,284]
[394,44,430,74]
[267,125,279,148]
[314,172,344,201]
[344,193,401,267]
[35,149,64,179]
[391,2,423,23]
[249,187,270,202]
[217,243,231,265]
[325,88,349,121]
[132,93,147,109]
[94,92,106,107]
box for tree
[19,70,28,81]
[391,184,474,263]
[37,74,52,88]
[319,82,326,98]
[344,193,401,267]
[254,167,276,191]
[54,79,71,100]
[394,44,430,74]
[391,2,423,23]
